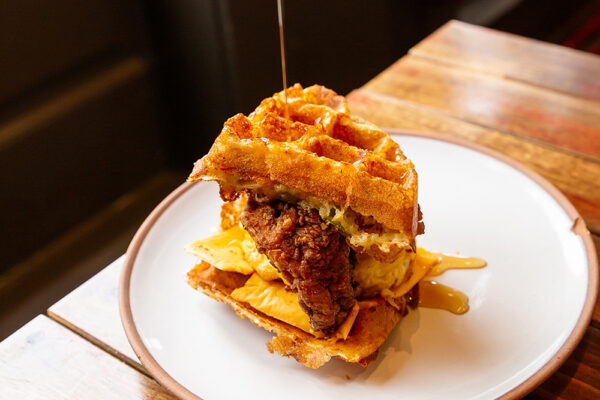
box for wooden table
[1,20,599,399]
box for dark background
[1,0,599,338]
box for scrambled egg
[383,248,440,300]
[353,252,412,297]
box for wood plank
[592,235,600,329]
[410,20,600,101]
[536,373,599,400]
[525,386,570,400]
[347,89,600,234]
[0,315,175,399]
[574,326,600,360]
[526,326,600,398]
[555,351,600,391]
[47,257,141,370]
[363,56,600,160]
[564,194,600,240]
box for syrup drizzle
[415,249,487,314]
[426,251,487,277]
[418,280,470,314]
[277,0,289,118]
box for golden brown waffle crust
[188,84,420,239]
[187,263,404,369]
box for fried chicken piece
[240,196,355,332]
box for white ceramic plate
[120,133,597,400]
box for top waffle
[189,84,422,258]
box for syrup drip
[410,248,486,314]
[425,251,487,277]
[276,0,289,118]
[418,280,470,314]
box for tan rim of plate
[119,129,599,400]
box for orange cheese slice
[185,225,281,281]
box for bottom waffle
[187,262,405,369]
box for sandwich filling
[186,191,423,336]
[240,194,355,333]
[216,180,418,263]
[183,85,487,368]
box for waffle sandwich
[185,84,430,368]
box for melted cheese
[385,249,439,299]
[185,226,393,338]
[184,225,281,281]
[239,229,282,281]
[231,273,359,339]
[231,273,316,334]
[335,303,360,340]
[422,249,487,277]
[186,225,486,337]
[379,248,485,313]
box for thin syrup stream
[277,0,288,118]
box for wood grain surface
[533,326,600,400]
[0,315,175,399]
[592,235,600,329]
[410,20,600,101]
[47,256,141,370]
[364,56,600,159]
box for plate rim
[119,130,598,400]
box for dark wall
[226,0,415,110]
[145,0,437,165]
[142,0,235,164]
[0,1,166,270]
